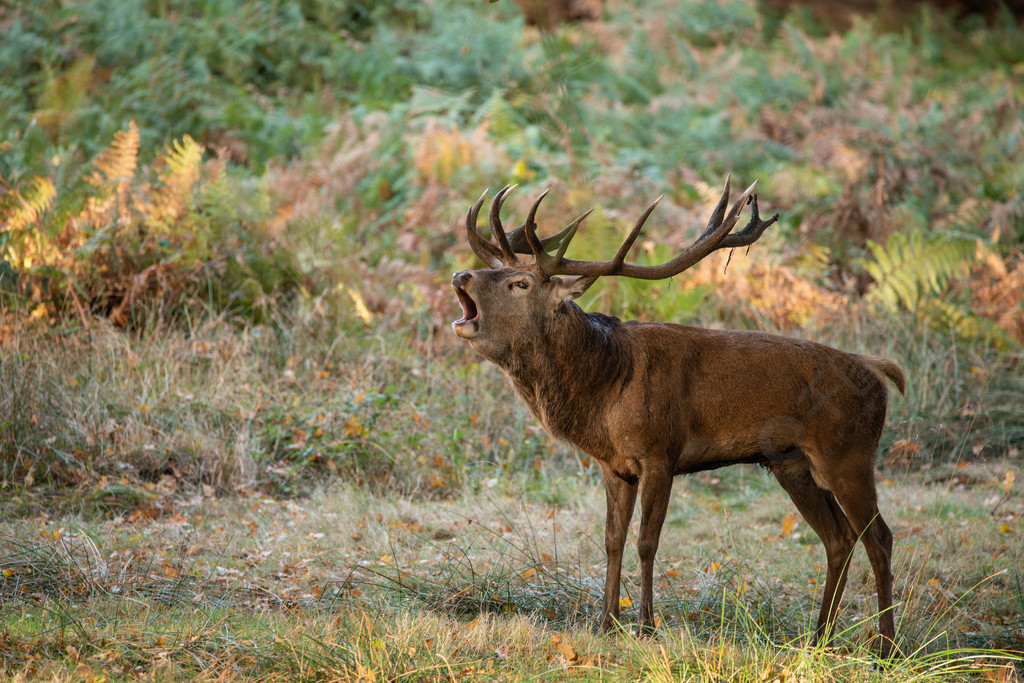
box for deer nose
[452,271,473,288]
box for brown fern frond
[971,248,1024,344]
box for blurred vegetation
[1,0,1023,503]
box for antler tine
[688,178,753,247]
[489,185,519,263]
[700,174,732,241]
[521,191,598,273]
[605,195,663,272]
[719,180,759,235]
[507,190,587,255]
[466,189,504,267]
[500,188,593,276]
[548,208,593,267]
[521,189,551,262]
[720,192,780,249]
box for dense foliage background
[3,0,1022,494]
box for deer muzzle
[451,271,480,339]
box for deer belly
[674,435,807,475]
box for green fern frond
[918,298,1012,350]
[162,135,203,182]
[861,230,975,314]
[943,199,994,235]
[199,161,236,225]
[409,86,476,124]
[470,88,517,138]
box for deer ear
[551,275,598,301]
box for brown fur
[453,257,903,657]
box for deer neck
[501,303,630,449]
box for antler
[465,185,587,269]
[465,186,513,268]
[466,176,779,280]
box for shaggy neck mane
[499,302,633,450]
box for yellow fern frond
[1,176,62,269]
[145,135,203,224]
[80,121,140,229]
[413,125,478,185]
[2,176,57,233]
[86,120,140,186]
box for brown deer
[450,178,904,656]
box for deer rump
[452,179,904,657]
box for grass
[1,456,1021,680]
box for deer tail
[860,355,906,396]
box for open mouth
[452,286,480,338]
[454,286,478,324]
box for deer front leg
[637,464,673,633]
[599,463,638,631]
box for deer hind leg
[828,469,896,658]
[773,462,858,648]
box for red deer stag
[451,178,904,656]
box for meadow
[1,0,1022,679]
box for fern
[469,88,518,137]
[1,176,56,233]
[86,120,140,187]
[861,230,975,314]
[80,121,140,229]
[918,297,1012,349]
[145,135,203,225]
[858,230,1006,345]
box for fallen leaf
[780,512,799,538]
[887,438,921,468]
[551,635,579,664]
[985,663,1017,682]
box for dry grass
[1,451,1021,679]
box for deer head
[451,177,779,360]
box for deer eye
[510,280,529,291]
